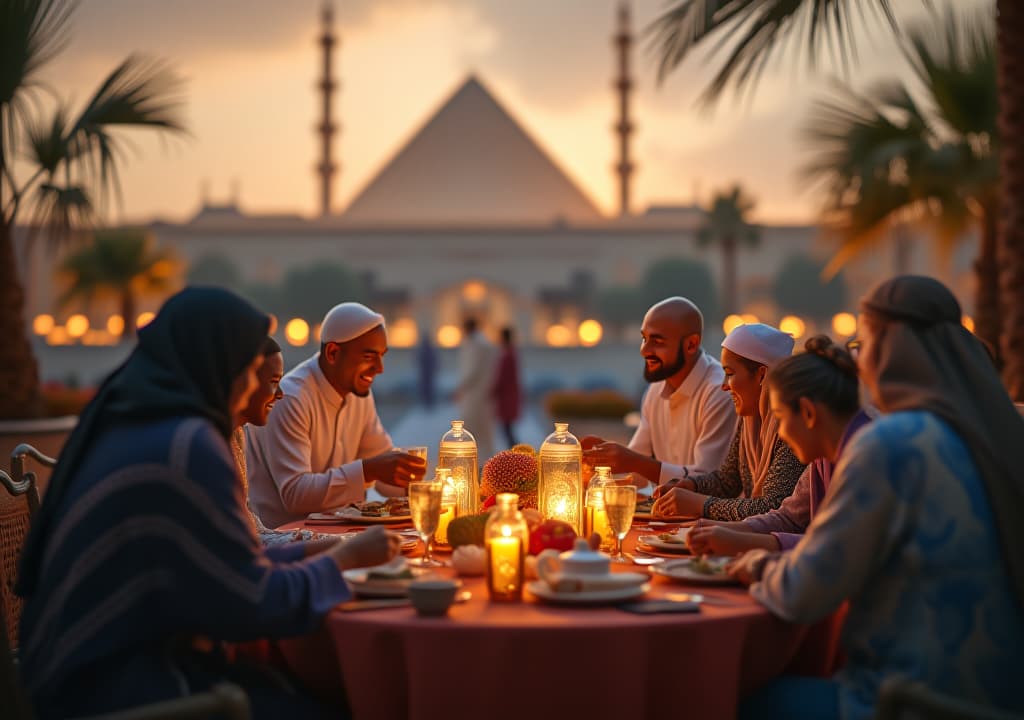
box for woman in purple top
[688,336,868,555]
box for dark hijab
[17,287,270,597]
[861,275,1024,606]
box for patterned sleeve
[690,427,742,498]
[701,437,805,521]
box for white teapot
[537,538,610,584]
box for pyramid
[343,76,603,225]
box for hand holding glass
[408,481,443,567]
[603,484,637,563]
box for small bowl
[408,579,461,617]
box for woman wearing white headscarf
[653,323,805,521]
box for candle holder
[485,493,528,601]
[438,420,479,517]
[538,422,583,534]
[434,468,457,546]
[584,465,614,551]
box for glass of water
[603,484,637,563]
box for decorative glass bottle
[485,493,529,601]
[437,420,479,517]
[538,422,583,534]
[584,465,614,552]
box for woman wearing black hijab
[17,287,398,719]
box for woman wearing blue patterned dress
[732,275,1024,719]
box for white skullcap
[320,302,385,343]
[722,323,794,368]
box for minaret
[316,2,338,216]
[613,1,634,218]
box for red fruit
[482,494,496,510]
[529,519,577,556]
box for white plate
[307,510,412,525]
[342,565,435,597]
[527,580,649,605]
[637,529,691,553]
[651,558,737,585]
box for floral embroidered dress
[745,411,1024,719]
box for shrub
[543,389,636,420]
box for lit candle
[435,503,456,546]
[487,535,524,601]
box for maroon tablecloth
[278,523,841,720]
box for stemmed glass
[408,481,443,567]
[603,484,637,564]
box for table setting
[274,422,843,720]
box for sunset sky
[27,0,988,225]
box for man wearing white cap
[582,297,738,489]
[247,302,426,528]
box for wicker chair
[0,444,54,651]
[876,675,1024,720]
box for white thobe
[628,350,738,486]
[456,331,497,460]
[246,355,394,528]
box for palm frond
[29,182,92,247]
[697,183,761,247]
[69,56,185,207]
[647,0,902,105]
[23,104,72,175]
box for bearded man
[583,297,737,489]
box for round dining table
[277,519,843,720]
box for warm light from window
[578,319,603,346]
[107,314,125,336]
[546,324,573,347]
[46,326,70,345]
[137,311,155,329]
[437,325,462,348]
[962,315,975,333]
[462,280,487,302]
[66,314,89,338]
[33,314,55,336]
[389,318,418,348]
[285,318,310,346]
[832,312,857,337]
[723,314,745,335]
[779,315,806,339]
[82,330,113,346]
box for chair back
[0,592,32,720]
[0,445,55,649]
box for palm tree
[58,229,178,341]
[0,0,184,418]
[651,0,1024,398]
[697,185,760,315]
[801,10,999,350]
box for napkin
[544,572,648,593]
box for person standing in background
[492,326,522,448]
[453,317,496,459]
[416,330,437,409]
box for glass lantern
[485,493,529,601]
[538,422,583,534]
[433,467,457,546]
[584,465,615,552]
[438,420,479,517]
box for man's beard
[643,340,689,383]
